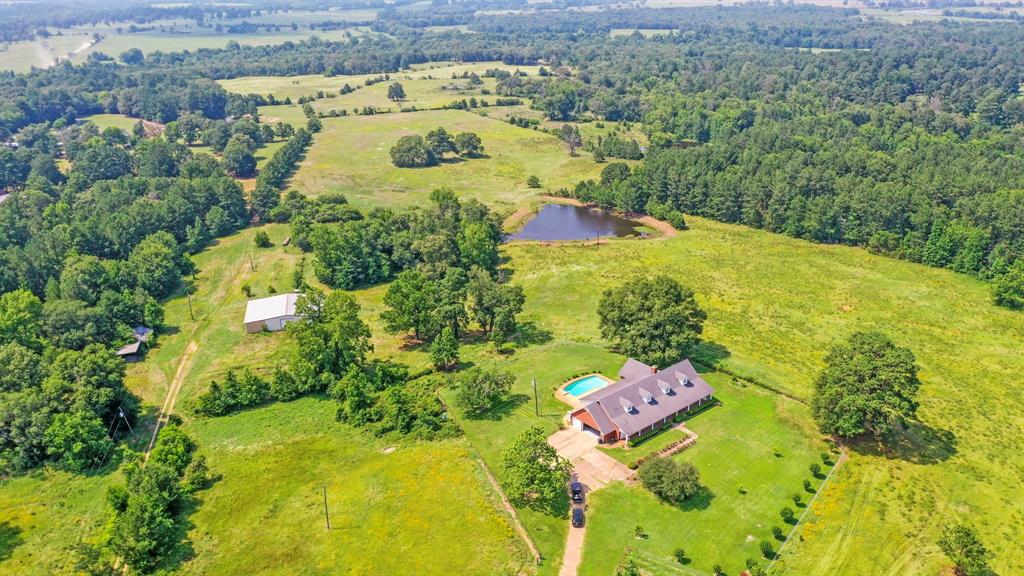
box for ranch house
[569,358,714,443]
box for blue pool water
[564,375,610,397]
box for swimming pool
[563,375,611,398]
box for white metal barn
[244,293,303,333]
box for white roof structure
[244,293,301,324]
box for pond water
[508,204,640,241]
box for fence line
[437,392,543,566]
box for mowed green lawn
[177,398,530,576]
[580,374,829,576]
[289,109,605,210]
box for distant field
[82,113,140,132]
[219,61,544,104]
[288,109,606,211]
[0,34,94,73]
[609,28,678,37]
[0,12,378,73]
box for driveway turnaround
[548,427,633,489]
[549,427,634,576]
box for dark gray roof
[582,359,714,437]
[618,358,655,381]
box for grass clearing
[499,218,1024,575]
[177,398,530,576]
[219,62,543,102]
[0,466,121,574]
[289,109,605,210]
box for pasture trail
[144,340,199,459]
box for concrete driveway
[549,427,633,576]
[548,427,633,490]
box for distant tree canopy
[390,128,483,167]
[390,135,438,168]
[598,276,706,367]
[811,332,921,438]
[387,82,406,101]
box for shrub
[792,493,803,506]
[526,175,541,188]
[637,456,702,504]
[772,526,785,540]
[673,548,687,563]
[803,479,813,492]
[780,506,795,523]
[254,230,271,248]
[760,540,774,559]
[809,462,822,477]
[634,525,647,539]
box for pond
[507,204,641,241]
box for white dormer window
[657,379,672,394]
[619,397,635,413]
[677,372,691,387]
[639,388,654,404]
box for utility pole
[532,377,539,417]
[248,252,255,272]
[322,484,331,530]
[186,289,195,321]
[118,406,134,435]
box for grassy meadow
[219,62,544,104]
[497,219,1024,575]
[288,109,605,210]
[177,398,530,576]
[0,11,379,73]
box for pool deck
[556,373,615,409]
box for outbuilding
[244,292,304,333]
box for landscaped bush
[760,540,775,559]
[637,456,702,504]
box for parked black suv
[571,507,585,528]
[570,481,584,503]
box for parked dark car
[571,481,584,503]
[571,507,585,528]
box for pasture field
[288,109,606,210]
[0,465,121,574]
[125,224,308,410]
[0,34,95,73]
[177,398,530,576]
[499,218,1024,575]
[219,61,544,104]
[478,104,649,144]
[82,113,142,132]
[0,13,376,73]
